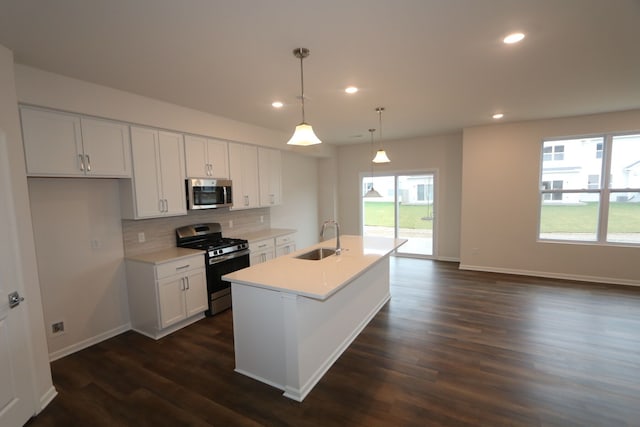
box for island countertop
[222,235,406,300]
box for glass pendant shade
[364,187,382,198]
[287,122,322,146]
[372,149,391,163]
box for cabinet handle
[164,199,169,212]
[207,163,213,176]
[176,264,190,270]
[185,277,190,290]
[270,194,275,204]
[78,154,85,171]
[244,195,249,206]
[85,154,91,172]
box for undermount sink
[295,248,336,260]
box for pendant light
[287,48,322,146]
[372,107,391,163]
[364,128,382,198]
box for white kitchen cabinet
[120,126,186,219]
[275,233,296,257]
[228,142,259,210]
[258,147,282,206]
[184,134,229,178]
[20,106,131,177]
[249,238,275,265]
[126,250,207,339]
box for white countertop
[229,228,296,242]
[125,247,205,264]
[222,235,406,300]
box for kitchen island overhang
[223,235,406,401]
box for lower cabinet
[249,238,275,266]
[126,251,207,339]
[249,232,296,265]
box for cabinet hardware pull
[85,154,91,172]
[176,264,190,270]
[185,277,190,290]
[164,199,169,212]
[78,154,85,171]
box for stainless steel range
[176,223,249,316]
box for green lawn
[365,201,640,233]
[364,202,433,229]
[540,202,640,233]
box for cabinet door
[207,138,229,179]
[80,117,131,177]
[130,127,163,218]
[259,148,282,206]
[229,143,259,210]
[250,250,274,266]
[158,276,187,328]
[157,131,187,216]
[184,269,208,317]
[20,107,84,176]
[184,134,209,177]
[276,243,296,257]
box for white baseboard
[459,264,640,287]
[48,323,131,362]
[37,385,58,413]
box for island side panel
[231,283,287,390]
[283,257,391,401]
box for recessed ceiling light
[493,113,504,119]
[503,32,525,44]
[272,101,284,108]
[345,86,358,94]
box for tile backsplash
[122,207,270,257]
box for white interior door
[0,132,36,427]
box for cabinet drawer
[156,255,204,279]
[275,234,294,246]
[249,238,275,252]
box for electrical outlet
[229,220,233,228]
[138,232,146,243]
[51,321,65,335]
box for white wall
[461,110,640,284]
[28,178,130,359]
[271,151,319,248]
[0,45,55,412]
[335,132,463,261]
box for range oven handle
[209,248,251,265]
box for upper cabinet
[228,142,259,210]
[120,126,186,219]
[20,106,131,177]
[258,147,282,207]
[184,135,229,178]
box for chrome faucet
[320,220,341,255]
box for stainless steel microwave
[186,178,233,209]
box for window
[543,144,565,161]
[539,133,640,244]
[596,142,603,159]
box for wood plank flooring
[26,258,640,426]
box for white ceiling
[1,0,639,145]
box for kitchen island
[222,235,406,401]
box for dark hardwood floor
[27,258,640,426]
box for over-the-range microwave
[186,178,233,210]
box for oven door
[206,250,250,315]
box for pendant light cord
[299,53,306,123]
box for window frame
[538,131,640,246]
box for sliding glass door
[362,173,435,256]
